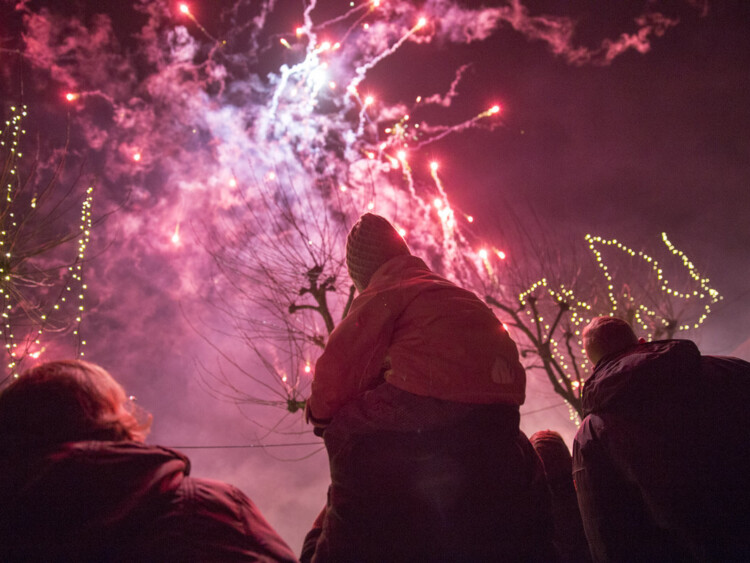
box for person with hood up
[304,213,555,562]
[529,430,591,562]
[0,359,298,562]
[573,316,750,562]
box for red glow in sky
[2,0,749,555]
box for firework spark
[1,0,701,401]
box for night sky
[1,0,749,552]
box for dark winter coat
[0,440,298,562]
[572,339,750,562]
[306,384,557,562]
[529,431,591,563]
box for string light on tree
[585,233,721,338]
[0,105,96,379]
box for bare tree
[0,104,97,383]
[484,226,721,420]
[196,172,356,419]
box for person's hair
[0,359,151,450]
[529,430,572,481]
[582,316,639,365]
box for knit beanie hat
[346,213,410,291]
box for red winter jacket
[0,440,298,562]
[308,254,525,424]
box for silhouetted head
[346,213,410,292]
[582,316,639,366]
[0,360,151,450]
[529,429,572,482]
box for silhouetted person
[304,213,555,562]
[530,430,591,563]
[573,316,750,562]
[0,359,298,562]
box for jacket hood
[582,339,702,417]
[363,254,429,290]
[0,441,188,550]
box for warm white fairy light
[507,232,720,424]
[0,106,95,375]
[585,233,721,337]
[1,105,26,375]
[72,185,95,357]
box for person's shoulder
[703,353,750,372]
[357,255,434,301]
[177,475,241,504]
[156,476,298,561]
[174,476,269,528]
[573,413,603,448]
[700,354,750,405]
[592,339,700,380]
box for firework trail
[1,0,700,404]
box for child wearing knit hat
[302,214,554,561]
[306,213,527,425]
[344,213,411,292]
